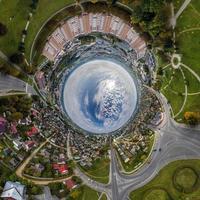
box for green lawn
[80,185,99,200]
[175,167,198,190]
[79,157,110,184]
[130,160,200,200]
[159,0,200,121]
[100,193,107,200]
[143,189,171,200]
[0,0,31,55]
[173,0,185,12]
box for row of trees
[0,95,32,121]
[130,0,173,51]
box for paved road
[171,0,192,28]
[0,73,36,95]
[175,0,192,19]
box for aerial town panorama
[0,0,200,200]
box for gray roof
[1,181,25,200]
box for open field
[79,158,110,184]
[0,0,31,55]
[76,185,100,200]
[130,160,200,200]
[159,0,200,120]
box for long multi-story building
[42,13,147,62]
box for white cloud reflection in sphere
[62,60,138,134]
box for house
[1,181,26,200]
[52,164,69,174]
[65,179,77,190]
[10,122,18,135]
[26,126,39,137]
[35,71,46,89]
[35,163,45,174]
[0,117,7,135]
[13,140,22,150]
[23,141,35,151]
[18,118,31,126]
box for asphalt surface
[0,73,36,95]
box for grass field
[0,0,31,55]
[159,0,200,120]
[79,157,110,184]
[73,185,107,200]
[77,185,99,200]
[175,167,198,190]
[130,160,200,200]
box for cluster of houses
[0,110,44,170]
[42,12,147,62]
[114,129,153,164]
[24,141,71,178]
[70,132,109,168]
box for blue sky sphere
[62,59,138,134]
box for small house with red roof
[65,179,77,190]
[52,163,69,175]
[10,122,17,135]
[26,126,39,137]
[23,141,35,151]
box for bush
[9,53,24,64]
[0,22,7,36]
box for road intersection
[73,88,200,200]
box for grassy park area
[130,160,200,200]
[0,0,31,55]
[159,0,200,121]
[71,185,107,200]
[79,157,110,184]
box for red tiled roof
[26,126,38,137]
[52,164,69,174]
[10,123,17,134]
[25,141,35,148]
[65,179,76,190]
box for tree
[184,112,200,126]
[112,0,118,5]
[30,0,39,10]
[29,186,42,195]
[131,5,143,24]
[9,53,24,64]
[0,22,7,36]
[10,112,23,121]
